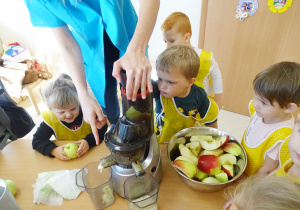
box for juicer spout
[131,161,146,177]
[98,155,115,172]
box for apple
[190,135,213,142]
[199,138,221,150]
[186,142,201,157]
[221,164,234,178]
[174,156,195,165]
[216,136,229,147]
[199,148,223,156]
[194,169,208,181]
[64,142,78,159]
[197,155,221,175]
[236,159,245,171]
[179,144,198,165]
[222,142,242,156]
[173,160,197,178]
[202,177,221,184]
[215,171,229,183]
[5,180,17,196]
[219,153,237,165]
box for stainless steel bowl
[167,127,247,192]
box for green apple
[236,158,245,171]
[194,169,208,181]
[5,180,17,196]
[221,164,234,178]
[215,170,228,183]
[222,142,242,156]
[186,142,201,157]
[202,177,221,184]
[179,144,198,165]
[64,142,78,159]
[197,154,221,175]
[219,153,237,165]
[173,160,197,178]
[199,148,223,156]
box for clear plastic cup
[124,173,159,210]
[0,179,20,210]
[76,161,115,210]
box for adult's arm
[51,25,107,145]
[113,0,160,101]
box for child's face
[288,115,300,168]
[162,23,189,48]
[156,69,193,98]
[52,104,80,123]
[253,92,287,123]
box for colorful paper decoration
[268,0,292,13]
[236,0,259,21]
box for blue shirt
[24,0,138,107]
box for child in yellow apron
[33,74,107,160]
[241,62,300,176]
[275,115,300,184]
[153,45,219,143]
[161,12,223,108]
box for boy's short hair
[161,12,192,36]
[156,45,199,79]
[253,61,300,108]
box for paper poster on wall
[235,0,259,21]
[268,0,292,13]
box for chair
[0,107,17,150]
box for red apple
[221,164,234,178]
[222,142,242,156]
[173,160,197,178]
[197,155,221,175]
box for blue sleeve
[24,0,66,27]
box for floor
[18,92,250,142]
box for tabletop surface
[0,139,228,210]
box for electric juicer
[99,70,162,198]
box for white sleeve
[209,55,223,94]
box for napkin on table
[32,169,83,206]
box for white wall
[0,0,202,73]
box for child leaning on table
[153,45,219,143]
[223,175,300,210]
[32,74,107,160]
[241,62,300,176]
[161,12,223,108]
[275,114,300,183]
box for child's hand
[76,140,89,158]
[50,146,71,161]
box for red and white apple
[197,154,221,175]
[199,148,223,156]
[173,160,197,178]
[221,164,234,178]
[175,156,195,165]
[222,142,242,156]
[219,153,237,165]
[199,138,221,150]
[216,136,229,147]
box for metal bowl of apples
[167,126,247,192]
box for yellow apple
[5,180,17,196]
[64,142,78,159]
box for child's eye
[59,111,65,114]
[168,81,173,85]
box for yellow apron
[275,159,300,184]
[42,110,92,140]
[155,96,218,143]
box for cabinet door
[201,0,300,116]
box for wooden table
[0,140,227,209]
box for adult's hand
[113,50,152,101]
[79,93,107,145]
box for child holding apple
[153,45,219,143]
[275,114,300,183]
[32,74,107,160]
[241,62,300,176]
[223,175,300,210]
[161,12,223,108]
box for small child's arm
[257,156,279,176]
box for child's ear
[184,33,191,43]
[188,78,195,86]
[284,103,298,113]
